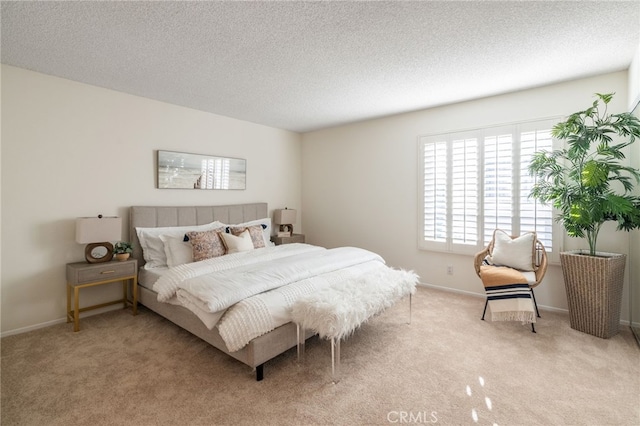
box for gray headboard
[129,203,268,267]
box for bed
[130,203,416,381]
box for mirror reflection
[157,150,246,190]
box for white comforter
[153,243,324,303]
[152,243,387,351]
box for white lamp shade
[75,217,122,244]
[273,209,297,225]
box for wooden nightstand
[66,259,138,332]
[270,233,305,245]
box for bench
[290,266,418,382]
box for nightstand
[66,259,138,332]
[271,233,305,245]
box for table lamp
[75,215,122,263]
[273,208,297,237]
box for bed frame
[129,203,310,381]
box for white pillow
[159,234,194,268]
[225,217,275,247]
[489,230,536,271]
[136,221,224,269]
[220,229,255,254]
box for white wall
[3,65,636,334]
[628,41,640,111]
[302,71,633,317]
[629,44,640,328]
[1,65,302,334]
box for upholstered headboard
[129,203,268,267]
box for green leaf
[595,92,614,104]
[527,92,640,253]
[604,194,633,215]
[581,160,608,188]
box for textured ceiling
[2,1,639,133]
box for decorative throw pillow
[489,230,536,271]
[220,229,255,254]
[159,234,194,268]
[186,228,227,262]
[225,218,274,247]
[228,225,266,249]
[136,221,224,269]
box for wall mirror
[157,150,246,190]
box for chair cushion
[489,230,536,271]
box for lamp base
[85,242,114,263]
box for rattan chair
[473,232,548,332]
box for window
[419,119,557,256]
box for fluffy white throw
[290,267,419,341]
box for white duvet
[152,243,387,351]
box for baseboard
[417,282,640,326]
[419,282,568,315]
[1,318,68,338]
[1,304,123,338]
[418,282,484,299]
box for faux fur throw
[480,265,536,324]
[290,267,419,341]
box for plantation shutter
[483,130,513,244]
[450,137,478,247]
[419,117,557,255]
[422,140,448,246]
[519,123,554,251]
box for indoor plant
[528,92,640,338]
[113,241,133,261]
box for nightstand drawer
[66,259,139,332]
[68,261,137,285]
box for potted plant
[113,241,133,261]
[528,93,640,338]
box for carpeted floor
[2,286,638,425]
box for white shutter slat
[483,133,513,243]
[420,119,557,255]
[451,138,478,246]
[519,129,553,251]
[422,140,448,243]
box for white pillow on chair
[489,230,536,271]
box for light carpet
[2,286,638,425]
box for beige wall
[629,41,640,111]
[302,71,634,318]
[629,45,640,329]
[2,65,636,334]
[1,65,302,334]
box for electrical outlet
[447,265,453,275]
